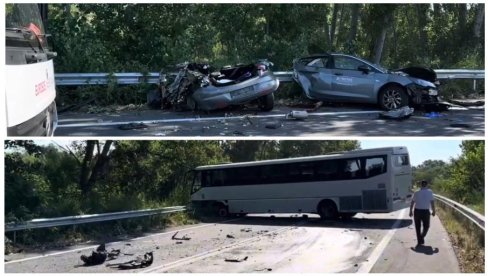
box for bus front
[391,147,413,211]
[6,3,58,136]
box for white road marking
[142,221,307,273]
[5,218,240,264]
[356,208,407,273]
[57,111,381,128]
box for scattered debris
[354,264,358,267]
[306,101,324,112]
[255,268,273,271]
[364,237,368,240]
[378,106,414,120]
[176,241,183,244]
[80,243,108,266]
[119,123,148,130]
[172,231,191,240]
[240,228,252,232]
[156,246,160,250]
[450,123,471,128]
[126,243,132,246]
[225,256,248,262]
[424,112,445,118]
[233,130,245,136]
[265,122,282,129]
[257,230,269,235]
[106,252,154,269]
[448,99,484,107]
[107,249,121,260]
[226,234,235,239]
[286,110,309,120]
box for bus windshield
[6,4,45,32]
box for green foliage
[413,141,484,212]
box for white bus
[190,147,412,219]
[6,4,58,136]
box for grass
[437,204,485,273]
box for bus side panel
[228,198,321,214]
[5,60,57,128]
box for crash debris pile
[79,243,153,270]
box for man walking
[409,180,436,246]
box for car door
[295,57,334,99]
[329,55,378,102]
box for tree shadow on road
[410,245,440,255]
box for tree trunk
[336,4,345,47]
[330,4,339,50]
[473,4,485,38]
[373,11,394,64]
[416,5,429,60]
[348,4,361,43]
[324,5,331,50]
[80,141,95,196]
[86,140,113,189]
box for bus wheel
[340,212,357,220]
[216,204,229,217]
[317,200,338,220]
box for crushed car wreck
[293,53,449,110]
[148,60,280,111]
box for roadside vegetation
[43,3,484,108]
[413,140,485,273]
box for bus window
[365,156,386,177]
[395,155,410,166]
[192,171,202,193]
[343,158,361,179]
[315,160,340,181]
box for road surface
[5,208,459,273]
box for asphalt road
[5,208,459,273]
[55,104,484,137]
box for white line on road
[142,221,307,273]
[5,218,240,265]
[57,111,381,128]
[356,208,407,273]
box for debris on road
[107,249,121,260]
[286,110,309,120]
[265,122,282,129]
[176,241,183,244]
[118,122,148,130]
[106,252,154,269]
[378,106,414,120]
[225,256,248,262]
[240,228,252,232]
[172,231,191,240]
[226,234,235,239]
[80,243,107,266]
[255,268,273,271]
[424,112,445,118]
[256,230,269,235]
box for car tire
[258,93,274,111]
[340,212,357,220]
[379,85,408,110]
[317,200,338,220]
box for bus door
[392,154,412,201]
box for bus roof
[195,146,408,170]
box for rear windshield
[6,4,45,33]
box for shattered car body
[293,53,446,110]
[154,60,280,111]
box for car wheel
[258,93,274,111]
[317,200,338,220]
[340,212,357,220]
[379,85,408,110]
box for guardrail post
[13,231,16,244]
[473,79,477,92]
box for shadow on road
[207,215,413,230]
[410,245,440,255]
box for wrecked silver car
[149,60,280,111]
[293,53,446,110]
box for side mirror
[358,65,371,74]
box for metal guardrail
[55,69,484,86]
[5,206,186,232]
[434,194,484,231]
